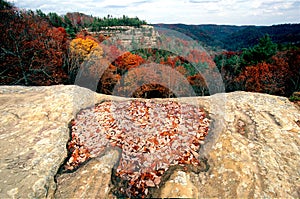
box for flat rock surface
[0,85,299,198]
[55,148,120,199]
[159,170,200,198]
[0,85,119,198]
[178,92,300,198]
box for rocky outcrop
[91,25,159,49]
[158,170,200,198]
[55,148,120,199]
[0,85,299,198]
[293,92,300,98]
[176,93,300,198]
[0,85,120,198]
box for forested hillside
[0,0,299,99]
[154,23,300,51]
[214,35,300,96]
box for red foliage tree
[65,12,94,28]
[132,83,176,98]
[237,54,289,95]
[187,49,215,67]
[187,73,208,96]
[176,65,187,76]
[97,64,121,94]
[160,56,177,68]
[0,8,69,85]
[101,45,122,62]
[285,49,300,94]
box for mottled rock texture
[0,85,121,198]
[169,93,300,198]
[158,170,200,198]
[55,148,120,199]
[0,85,299,198]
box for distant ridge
[153,23,300,50]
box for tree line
[214,35,300,96]
[40,10,146,37]
[1,0,299,98]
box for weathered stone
[55,148,120,199]
[174,92,300,198]
[292,91,300,98]
[91,25,159,49]
[0,85,125,198]
[0,86,299,198]
[158,170,199,198]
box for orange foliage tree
[114,52,145,73]
[96,52,144,94]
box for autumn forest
[1,0,299,98]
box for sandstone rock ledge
[0,85,299,198]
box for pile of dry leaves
[65,100,210,197]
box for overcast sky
[7,0,300,25]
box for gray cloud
[189,0,220,3]
[7,0,300,25]
[131,0,150,6]
[260,1,294,9]
[104,5,128,9]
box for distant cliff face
[0,85,299,198]
[90,25,159,48]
